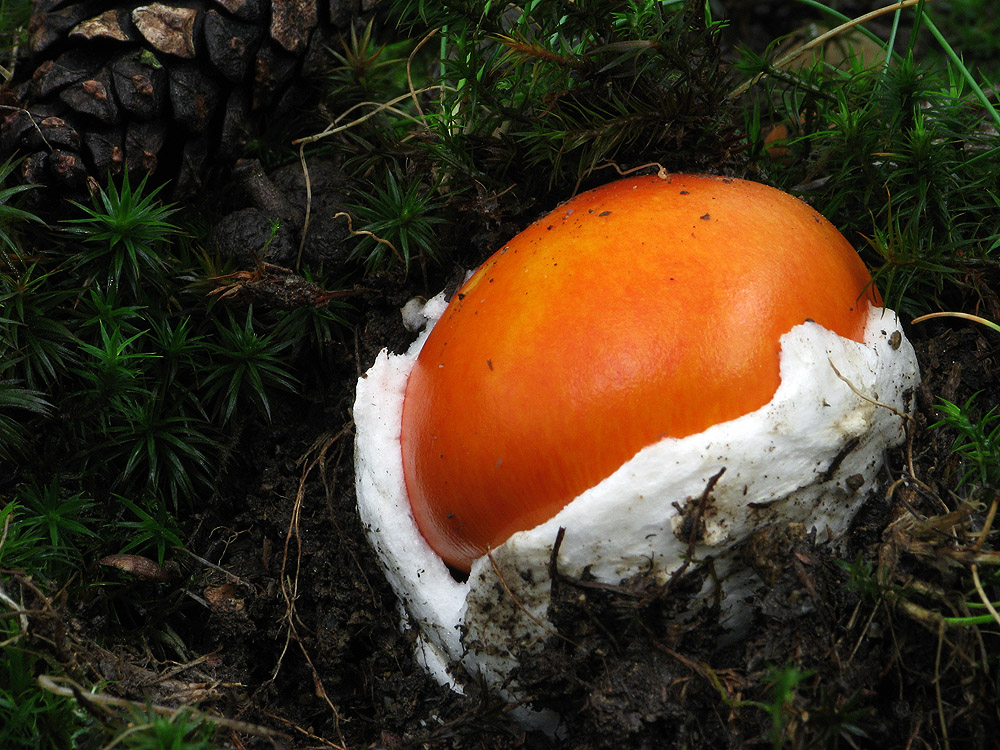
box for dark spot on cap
[700,213,711,220]
[599,210,611,216]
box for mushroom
[354,174,919,722]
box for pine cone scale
[132,4,200,58]
[69,9,134,42]
[268,0,316,53]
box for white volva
[354,291,919,722]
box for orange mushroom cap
[400,174,881,572]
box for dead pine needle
[934,623,951,750]
[269,429,349,747]
[829,358,914,423]
[332,210,402,264]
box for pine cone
[0,0,382,198]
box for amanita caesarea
[354,174,919,719]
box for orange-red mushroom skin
[400,175,881,572]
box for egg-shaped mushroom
[354,173,919,719]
